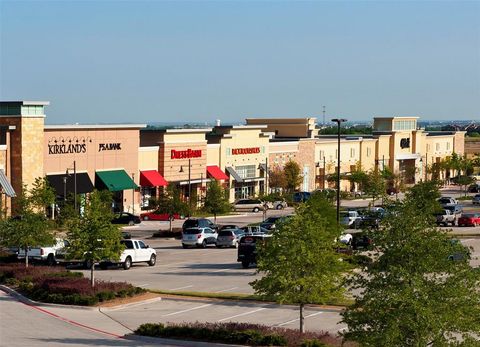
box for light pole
[188,158,192,212]
[331,118,347,224]
[131,172,135,215]
[66,160,77,213]
[63,176,67,202]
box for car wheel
[233,241,238,248]
[216,244,222,248]
[148,254,156,266]
[123,256,132,270]
[241,261,250,269]
[253,207,260,213]
[143,216,149,221]
[46,254,56,267]
[182,244,188,249]
[128,220,134,226]
[83,260,93,269]
[276,205,283,210]
[201,240,207,248]
[99,262,108,270]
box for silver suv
[182,227,218,248]
[233,199,266,213]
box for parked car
[356,208,386,230]
[219,224,241,231]
[444,205,463,223]
[237,234,272,268]
[111,239,156,270]
[17,238,69,266]
[340,210,362,229]
[339,233,353,245]
[293,191,311,203]
[216,228,245,248]
[469,183,480,193]
[472,194,480,205]
[458,213,480,227]
[112,212,141,226]
[435,209,457,226]
[233,199,266,213]
[266,200,288,210]
[351,233,373,250]
[140,211,181,221]
[437,197,458,206]
[182,227,218,248]
[182,218,218,232]
[241,225,270,234]
[260,215,293,231]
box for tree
[0,184,55,268]
[203,180,230,223]
[251,194,346,333]
[453,175,475,196]
[268,165,287,192]
[363,170,386,205]
[348,164,368,193]
[66,190,123,287]
[28,177,56,216]
[284,160,303,192]
[342,181,480,346]
[154,183,189,231]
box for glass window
[120,240,134,249]
[350,148,355,158]
[138,241,148,249]
[446,142,451,150]
[436,143,440,151]
[235,165,256,179]
[367,147,371,157]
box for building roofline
[45,124,147,130]
[1,100,50,106]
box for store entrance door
[241,186,249,199]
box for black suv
[182,218,218,232]
[112,212,141,226]
[237,234,271,268]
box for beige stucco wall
[207,144,220,166]
[359,139,376,171]
[138,147,159,170]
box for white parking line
[214,287,238,293]
[169,285,194,290]
[276,311,324,327]
[162,304,213,317]
[138,283,150,287]
[217,308,266,322]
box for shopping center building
[0,100,465,216]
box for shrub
[135,321,347,346]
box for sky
[0,1,479,125]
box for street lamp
[331,118,347,224]
[66,160,77,213]
[131,172,135,216]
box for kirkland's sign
[171,149,202,159]
[232,147,260,155]
[48,137,91,155]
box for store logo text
[99,143,122,151]
[171,149,202,159]
[232,147,260,155]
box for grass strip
[149,289,353,307]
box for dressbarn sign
[171,149,202,159]
[232,147,260,155]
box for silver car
[182,227,218,248]
[216,228,245,248]
[233,199,266,213]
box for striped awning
[0,169,15,197]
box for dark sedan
[112,212,141,226]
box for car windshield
[183,220,199,228]
[218,230,234,236]
[340,211,349,217]
[183,228,201,235]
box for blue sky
[1,1,479,124]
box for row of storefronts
[0,101,466,216]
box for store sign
[48,137,90,155]
[232,147,260,155]
[171,149,202,159]
[99,143,122,151]
[400,138,410,149]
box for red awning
[140,170,168,187]
[207,165,229,181]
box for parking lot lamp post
[331,118,347,224]
[66,160,77,213]
[188,158,192,212]
[131,172,135,216]
[63,176,67,202]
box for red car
[458,213,480,227]
[140,211,181,221]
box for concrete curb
[100,296,162,311]
[124,334,245,346]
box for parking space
[104,297,346,335]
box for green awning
[95,170,138,192]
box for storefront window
[234,182,255,199]
[235,165,256,179]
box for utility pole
[322,106,326,126]
[132,172,135,215]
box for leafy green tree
[453,175,475,196]
[154,183,190,231]
[203,180,230,223]
[28,177,56,215]
[349,164,368,193]
[342,181,480,346]
[0,184,55,267]
[268,165,287,192]
[284,160,303,193]
[251,194,346,333]
[363,170,386,205]
[66,190,123,287]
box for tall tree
[268,165,287,192]
[203,180,230,223]
[28,177,56,216]
[154,183,190,231]
[251,194,346,333]
[363,170,386,205]
[342,181,480,346]
[348,163,368,193]
[0,184,54,267]
[66,190,123,287]
[284,160,303,193]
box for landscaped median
[135,321,354,347]
[0,264,145,306]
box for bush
[135,321,348,346]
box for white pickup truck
[113,239,157,270]
[17,238,69,266]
